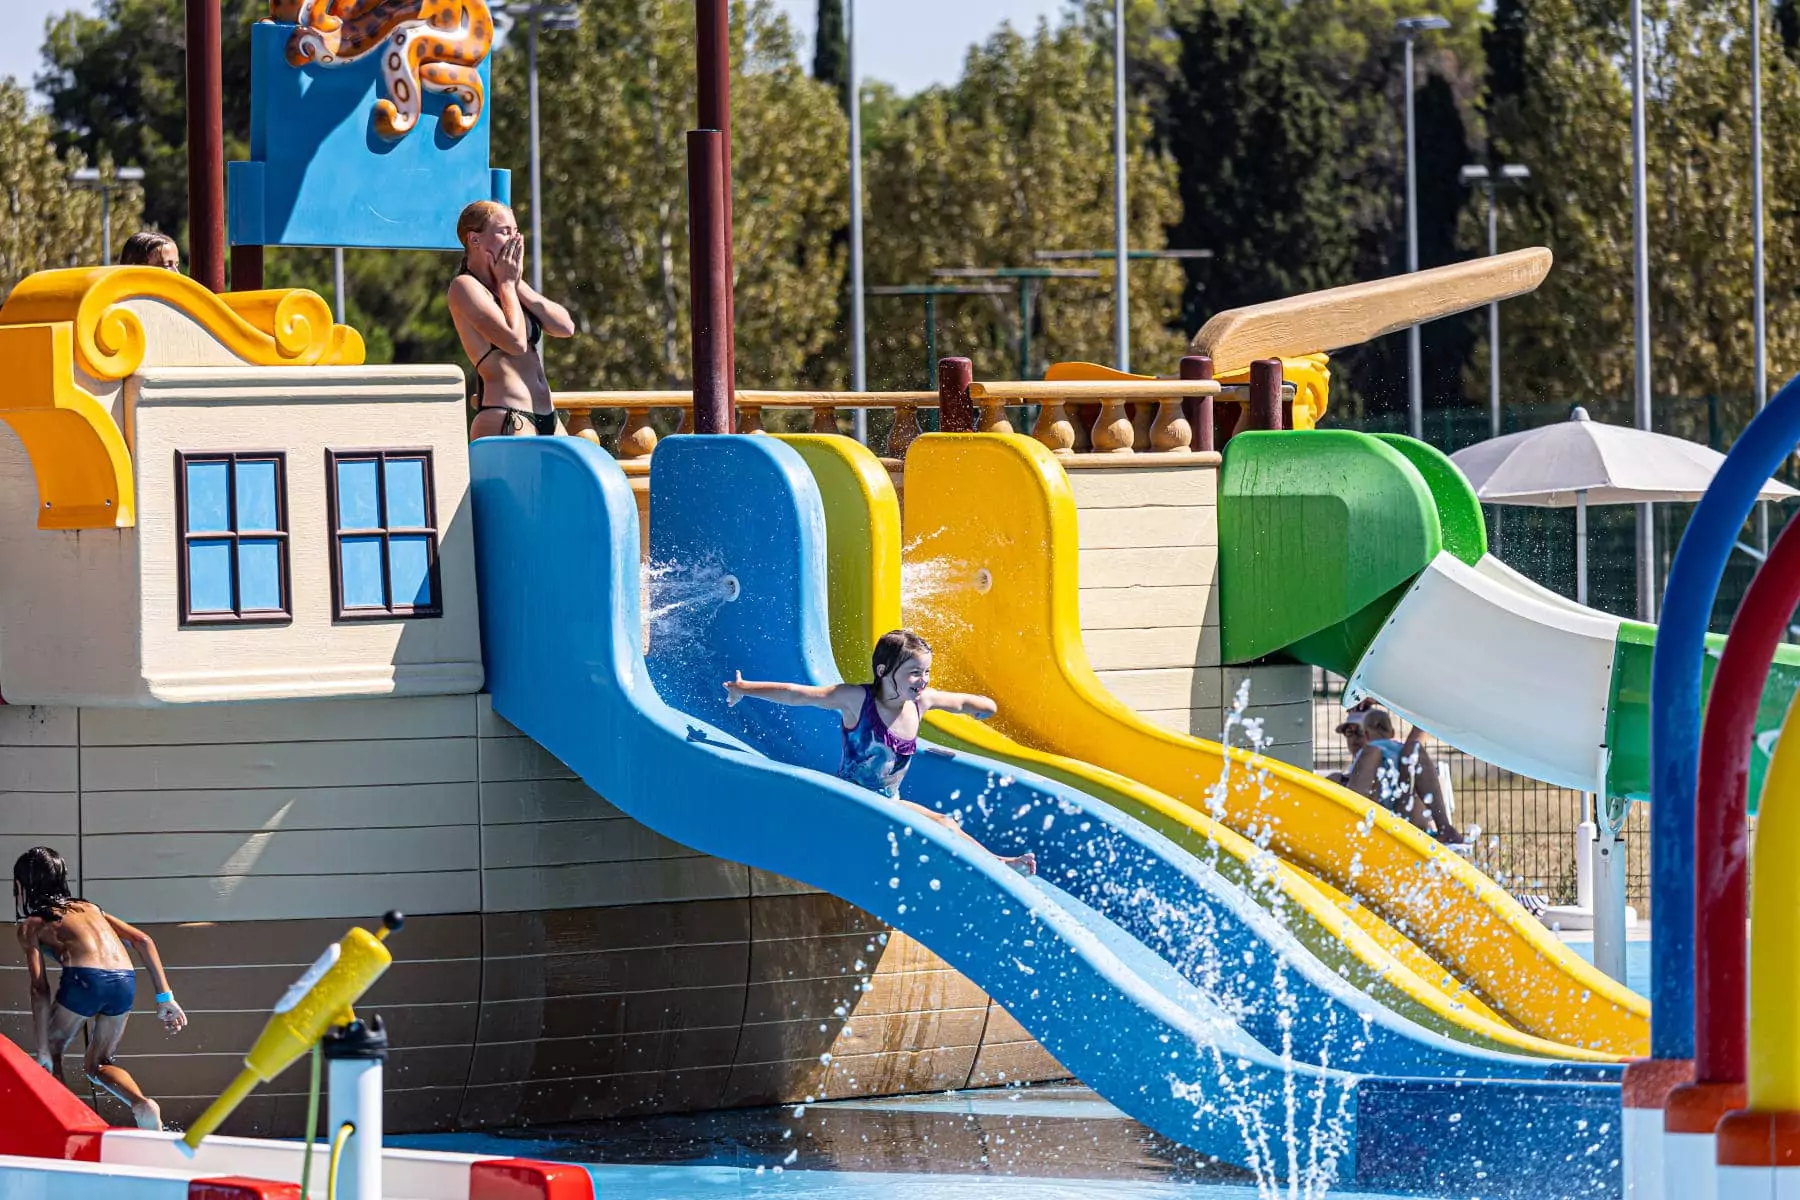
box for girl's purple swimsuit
[838,685,917,797]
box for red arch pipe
[1691,513,1800,1083]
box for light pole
[1627,0,1655,622]
[1754,0,1770,552]
[848,0,868,442]
[71,165,146,265]
[490,2,580,295]
[1458,163,1530,439]
[1112,0,1129,372]
[1395,15,1449,441]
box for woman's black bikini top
[461,264,542,407]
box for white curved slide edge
[1347,551,1621,794]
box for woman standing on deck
[448,201,576,439]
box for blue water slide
[643,435,1611,1087]
[470,435,1622,1197]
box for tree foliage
[860,18,1187,386]
[0,79,139,295]
[1486,0,1800,421]
[813,0,848,111]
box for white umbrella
[1451,406,1798,604]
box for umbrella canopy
[1450,407,1800,507]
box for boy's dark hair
[13,846,78,921]
[871,629,931,686]
[118,231,177,267]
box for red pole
[1182,355,1214,452]
[185,0,226,294]
[688,131,732,434]
[1248,358,1284,431]
[937,357,973,432]
[694,0,737,397]
[1679,515,1800,1081]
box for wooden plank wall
[0,695,1062,1135]
[1064,459,1314,769]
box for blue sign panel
[229,20,510,251]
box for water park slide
[1219,428,1800,810]
[646,432,1613,1082]
[899,432,1648,1056]
[470,434,1622,1196]
[780,433,1620,1065]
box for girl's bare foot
[131,1098,162,1131]
[1001,852,1036,877]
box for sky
[6,0,1069,98]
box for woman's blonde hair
[456,200,513,264]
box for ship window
[328,450,442,620]
[177,452,291,625]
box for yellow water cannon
[182,911,404,1151]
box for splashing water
[899,532,982,639]
[642,556,731,652]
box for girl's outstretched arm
[921,689,997,719]
[724,673,862,719]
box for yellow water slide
[887,432,1647,1057]
[780,433,1620,1062]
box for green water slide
[1218,428,1800,810]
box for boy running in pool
[725,629,1037,876]
[13,846,187,1129]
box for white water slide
[1346,551,1624,796]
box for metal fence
[1311,670,1652,914]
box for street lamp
[1459,163,1530,438]
[71,165,146,265]
[1395,15,1449,441]
[848,0,867,442]
[1112,0,1129,372]
[489,1,580,296]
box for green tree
[1486,0,1800,417]
[0,79,139,295]
[1164,0,1355,333]
[860,16,1187,387]
[813,0,848,110]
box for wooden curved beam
[1191,247,1554,375]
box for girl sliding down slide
[725,629,1037,876]
[13,846,187,1129]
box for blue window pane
[235,460,279,532]
[385,459,428,528]
[390,535,433,607]
[336,459,381,529]
[185,461,230,533]
[237,540,283,611]
[340,537,386,608]
[188,541,233,612]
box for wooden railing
[552,355,1296,462]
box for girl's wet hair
[13,846,77,921]
[871,629,931,686]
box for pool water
[396,937,1647,1197]
[398,1082,1440,1198]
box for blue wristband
[154,991,174,1005]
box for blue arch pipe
[1650,371,1800,1061]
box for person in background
[447,200,576,439]
[1328,702,1464,845]
[118,231,180,271]
[13,846,187,1129]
